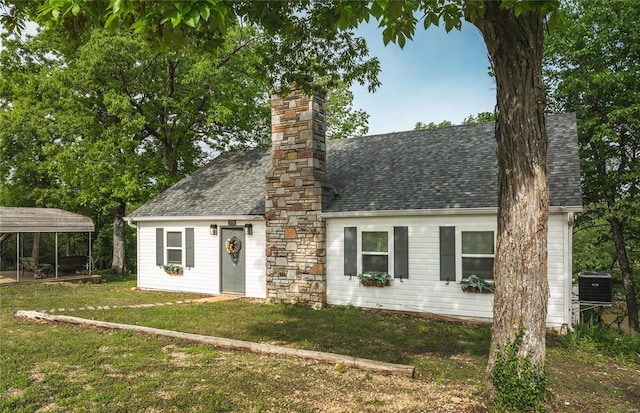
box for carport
[0,207,95,282]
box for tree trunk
[609,217,639,334]
[31,232,41,260]
[111,201,126,275]
[0,233,10,246]
[65,233,71,256]
[472,2,549,393]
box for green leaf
[71,4,80,16]
[370,1,384,20]
[382,28,392,46]
[444,18,454,32]
[129,19,146,33]
[183,8,201,28]
[198,3,211,21]
[513,3,525,17]
[429,11,440,27]
[111,0,123,14]
[547,10,566,33]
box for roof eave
[321,205,582,219]
[125,215,265,223]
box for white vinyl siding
[326,213,573,329]
[137,220,266,298]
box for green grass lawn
[1,275,639,412]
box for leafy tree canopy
[2,0,381,94]
[545,0,640,333]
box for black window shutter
[394,226,409,279]
[344,227,357,276]
[440,226,455,281]
[185,228,194,268]
[156,228,164,266]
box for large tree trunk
[472,2,549,393]
[609,217,639,334]
[111,201,126,275]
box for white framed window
[460,230,495,280]
[344,226,408,279]
[361,231,389,274]
[166,231,183,265]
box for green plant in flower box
[162,264,184,275]
[461,274,495,293]
[358,272,392,287]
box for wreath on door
[225,236,242,265]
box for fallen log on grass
[15,310,415,378]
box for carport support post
[55,233,58,278]
[16,232,20,282]
[89,232,92,275]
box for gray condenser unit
[578,272,612,304]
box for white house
[126,90,582,329]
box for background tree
[0,18,371,273]
[325,82,369,139]
[3,0,564,407]
[545,0,640,334]
[414,120,453,130]
[0,28,76,264]
[462,111,495,125]
[413,112,496,130]
[1,25,271,274]
[413,112,495,130]
[0,31,64,208]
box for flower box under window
[163,264,184,275]
[461,274,495,293]
[358,272,392,287]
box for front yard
[1,275,638,412]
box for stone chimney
[265,89,327,308]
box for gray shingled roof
[0,207,95,232]
[130,148,271,217]
[129,113,581,218]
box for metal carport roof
[0,207,95,233]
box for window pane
[362,255,388,273]
[462,257,494,279]
[167,249,182,264]
[462,231,494,254]
[167,232,182,248]
[362,232,388,252]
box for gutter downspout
[125,217,137,230]
[567,212,575,331]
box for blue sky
[351,21,496,135]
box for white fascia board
[551,206,583,213]
[321,208,497,218]
[321,205,582,219]
[124,215,265,223]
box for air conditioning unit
[578,272,612,304]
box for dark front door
[221,228,245,294]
